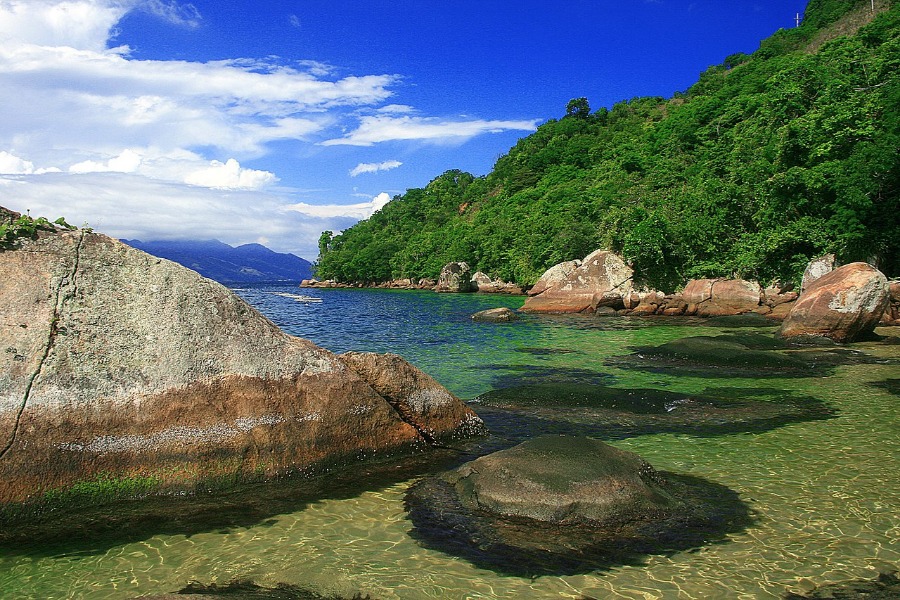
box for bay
[1,285,897,599]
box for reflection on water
[1,286,898,599]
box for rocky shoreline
[302,250,900,336]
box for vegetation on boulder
[316,0,899,290]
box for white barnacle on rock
[408,388,455,411]
[59,415,287,454]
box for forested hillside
[316,0,899,291]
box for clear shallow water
[1,285,898,599]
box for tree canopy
[316,0,899,290]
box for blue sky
[0,0,803,260]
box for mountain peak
[123,239,312,284]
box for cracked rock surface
[0,225,482,505]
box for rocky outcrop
[521,250,633,313]
[682,278,763,317]
[800,254,836,293]
[337,352,484,443]
[435,262,476,293]
[526,260,581,297]
[0,227,481,505]
[405,435,751,576]
[471,307,519,323]
[778,262,890,343]
[881,280,900,325]
[471,272,523,294]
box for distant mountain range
[122,239,313,284]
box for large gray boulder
[435,262,476,293]
[0,225,482,506]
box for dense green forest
[316,0,899,291]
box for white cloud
[322,115,540,146]
[70,149,143,174]
[141,0,201,29]
[0,0,127,51]
[184,158,277,190]
[286,192,392,220]
[377,104,415,114]
[0,150,34,174]
[0,1,539,262]
[349,160,402,177]
[0,171,344,259]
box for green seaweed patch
[472,383,835,441]
[868,378,900,397]
[176,579,373,599]
[611,333,822,378]
[0,472,163,525]
[472,364,615,389]
[42,472,162,504]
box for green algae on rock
[405,435,752,577]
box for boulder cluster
[301,262,522,294]
[521,249,895,344]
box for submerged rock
[471,307,519,322]
[784,569,900,599]
[779,262,889,343]
[473,383,835,443]
[405,435,751,576]
[0,227,481,507]
[625,334,812,376]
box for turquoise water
[1,286,898,599]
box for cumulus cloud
[70,149,143,174]
[349,160,402,177]
[0,151,34,174]
[286,192,392,220]
[322,115,540,146]
[184,158,277,190]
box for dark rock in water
[148,578,373,599]
[870,378,900,397]
[405,435,752,577]
[783,569,900,599]
[473,383,835,441]
[614,333,819,378]
[471,307,519,322]
[473,363,615,391]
